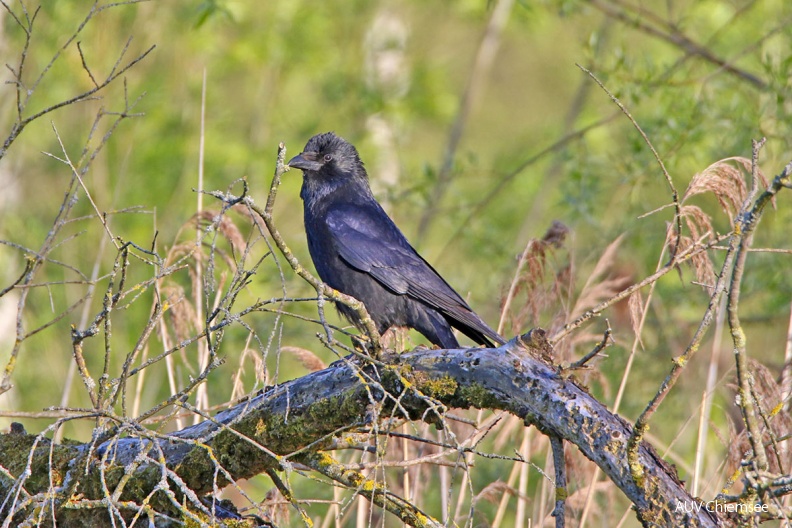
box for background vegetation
[1,0,791,526]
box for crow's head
[288,132,367,184]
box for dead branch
[1,337,724,527]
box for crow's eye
[323,154,333,162]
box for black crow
[288,132,504,349]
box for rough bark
[0,334,723,527]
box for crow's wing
[326,203,502,343]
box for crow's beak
[287,152,323,171]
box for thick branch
[1,337,723,527]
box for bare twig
[727,139,773,474]
[300,451,449,528]
[1,27,154,160]
[551,233,724,343]
[0,2,149,395]
[549,435,567,528]
[588,0,766,89]
[43,123,119,247]
[568,321,612,370]
[578,64,682,259]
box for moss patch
[412,373,458,399]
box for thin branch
[551,233,724,343]
[727,138,773,474]
[76,41,99,88]
[578,64,682,259]
[299,451,443,528]
[43,122,119,247]
[0,258,34,299]
[568,321,612,370]
[264,469,313,527]
[549,435,567,528]
[589,0,766,89]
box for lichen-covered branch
[1,337,722,527]
[728,158,792,480]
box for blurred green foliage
[1,0,791,525]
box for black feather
[289,132,504,349]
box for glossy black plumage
[289,132,504,349]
